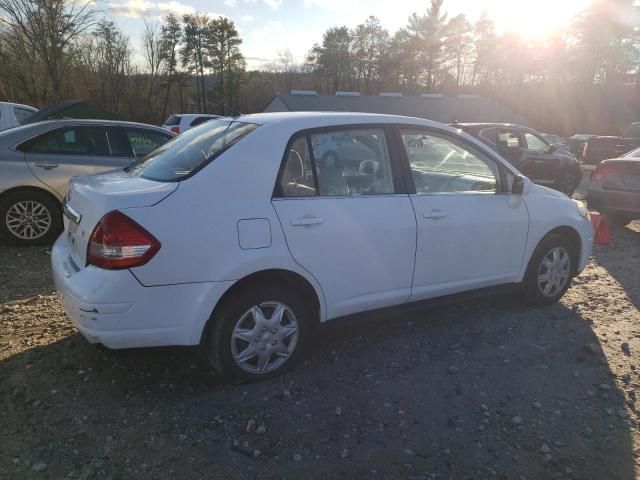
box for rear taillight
[87,211,160,270]
[593,162,618,182]
[170,126,180,134]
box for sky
[95,0,595,69]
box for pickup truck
[582,123,640,166]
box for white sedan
[52,112,594,382]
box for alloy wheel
[5,200,52,240]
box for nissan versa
[52,113,594,382]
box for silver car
[0,119,174,245]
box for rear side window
[126,129,172,158]
[126,120,258,182]
[164,115,181,126]
[277,127,395,197]
[19,126,116,156]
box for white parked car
[52,113,594,382]
[0,102,37,130]
[162,113,221,134]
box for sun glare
[487,0,593,38]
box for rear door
[22,125,125,197]
[272,125,417,320]
[398,126,530,300]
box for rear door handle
[35,162,59,170]
[291,216,324,227]
[423,209,448,220]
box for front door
[272,126,417,320]
[520,130,560,186]
[397,127,530,300]
[23,126,130,197]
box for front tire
[0,190,62,246]
[524,233,575,305]
[557,172,579,197]
[204,284,314,382]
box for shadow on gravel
[0,245,54,303]
[591,223,640,309]
[1,294,636,479]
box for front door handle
[423,209,448,220]
[291,216,324,227]
[35,162,59,170]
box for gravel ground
[1,218,640,479]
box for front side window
[401,129,499,194]
[524,132,549,152]
[310,128,394,196]
[126,129,171,158]
[126,120,258,182]
[20,126,114,156]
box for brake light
[593,162,617,181]
[87,211,160,269]
[170,126,180,134]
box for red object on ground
[591,212,611,245]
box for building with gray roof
[264,92,531,126]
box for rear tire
[523,233,575,305]
[0,190,62,246]
[203,284,314,383]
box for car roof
[238,111,452,129]
[455,122,522,128]
[0,101,37,110]
[27,119,170,131]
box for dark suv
[456,123,583,196]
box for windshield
[623,147,640,158]
[126,119,258,182]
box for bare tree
[142,19,165,110]
[278,49,298,92]
[0,0,98,99]
[160,14,182,120]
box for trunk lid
[63,169,178,267]
[602,160,640,192]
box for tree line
[0,0,245,122]
[305,0,639,94]
[0,0,638,134]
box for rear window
[624,147,640,158]
[126,120,258,182]
[190,116,216,127]
[164,115,182,126]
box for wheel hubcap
[537,247,571,298]
[5,200,52,240]
[231,302,299,374]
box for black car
[456,123,583,196]
[587,147,640,227]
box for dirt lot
[1,217,640,479]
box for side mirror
[547,144,557,154]
[511,175,526,195]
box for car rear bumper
[51,236,233,349]
[587,183,640,218]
